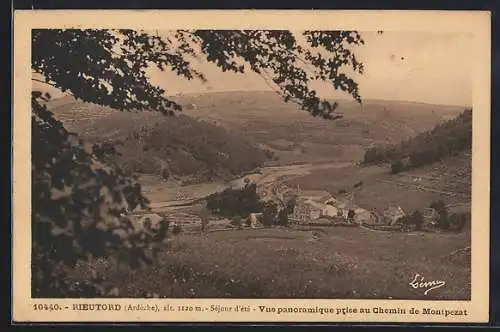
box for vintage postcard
[13,10,491,323]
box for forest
[104,113,273,182]
[362,109,472,174]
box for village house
[382,205,407,225]
[291,197,323,223]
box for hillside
[174,91,467,165]
[284,107,472,215]
[286,148,471,215]
[45,96,271,183]
[362,108,472,173]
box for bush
[161,167,170,180]
[410,210,424,230]
[429,200,449,230]
[390,160,405,174]
[261,201,279,227]
[285,196,297,215]
[347,209,355,222]
[448,212,469,232]
[277,209,289,226]
[206,182,264,218]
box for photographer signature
[409,273,446,295]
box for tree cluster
[206,183,264,219]
[363,109,472,173]
[206,184,297,227]
[398,200,468,232]
[117,114,270,180]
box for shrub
[410,210,424,230]
[261,201,279,227]
[285,196,297,215]
[430,200,449,230]
[448,212,469,232]
[347,209,355,222]
[390,160,405,174]
[362,146,386,164]
[206,182,264,218]
[277,209,289,226]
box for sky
[148,30,473,107]
[33,30,474,107]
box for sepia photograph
[13,10,491,323]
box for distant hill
[45,96,271,183]
[362,108,472,173]
[43,90,469,175]
[173,91,467,164]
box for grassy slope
[176,91,465,165]
[46,95,270,182]
[72,226,470,300]
[362,109,472,170]
[285,150,471,214]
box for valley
[45,90,472,300]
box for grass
[177,91,466,164]
[46,95,270,182]
[70,226,470,300]
[285,150,471,214]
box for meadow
[285,150,471,214]
[70,226,471,300]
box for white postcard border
[12,10,491,323]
